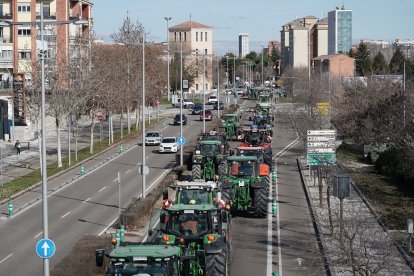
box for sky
[93,0,413,55]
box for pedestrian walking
[14,140,21,155]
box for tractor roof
[200,140,222,145]
[174,180,218,189]
[224,114,238,117]
[168,204,216,211]
[109,244,181,258]
[227,156,258,162]
[237,146,264,151]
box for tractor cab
[96,244,182,276]
[192,141,228,181]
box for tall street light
[180,42,184,166]
[164,17,172,101]
[202,53,206,132]
[217,56,221,118]
[0,4,88,275]
[141,33,147,198]
[261,44,264,86]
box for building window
[205,32,207,42]
[205,83,208,90]
[0,27,3,38]
[184,32,186,42]
[205,70,208,78]
[18,50,31,59]
[179,32,182,41]
[196,84,199,90]
[18,3,31,12]
[196,70,198,77]
[1,50,12,59]
[196,32,198,42]
[205,49,207,55]
[200,32,203,42]
[174,32,177,42]
[18,28,31,36]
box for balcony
[0,13,12,20]
[36,11,56,20]
[0,81,12,90]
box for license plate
[238,181,245,187]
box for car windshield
[203,111,212,115]
[162,138,176,143]
[179,189,210,204]
[170,213,209,236]
[202,135,221,142]
[146,133,160,137]
[201,144,219,156]
[175,114,184,119]
[107,261,167,276]
[230,161,255,176]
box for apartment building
[169,20,213,94]
[238,33,249,58]
[0,0,92,130]
[328,7,352,54]
[267,40,280,56]
[280,16,328,73]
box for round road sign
[138,165,150,175]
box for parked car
[174,113,187,125]
[200,110,213,121]
[208,95,218,104]
[159,137,178,153]
[213,101,224,110]
[144,131,162,145]
[191,103,203,115]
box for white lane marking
[33,231,43,239]
[98,187,106,193]
[113,178,117,182]
[98,167,173,237]
[98,216,119,236]
[267,136,299,276]
[61,211,71,219]
[0,253,13,264]
[125,169,131,174]
[82,197,91,204]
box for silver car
[145,132,162,145]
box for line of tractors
[96,91,275,276]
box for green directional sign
[307,153,336,165]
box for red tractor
[239,126,272,157]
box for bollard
[120,144,123,155]
[111,233,117,248]
[272,200,277,216]
[272,169,277,181]
[273,272,279,276]
[115,229,121,247]
[120,225,125,242]
[80,164,85,176]
[8,201,14,217]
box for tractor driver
[180,214,201,235]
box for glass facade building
[328,9,352,54]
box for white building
[239,33,249,58]
[169,20,213,93]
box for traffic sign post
[177,136,186,145]
[36,239,56,259]
[120,144,123,155]
[306,129,337,166]
[80,164,85,176]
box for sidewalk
[0,104,177,185]
[298,158,414,275]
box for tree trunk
[56,118,62,168]
[75,121,78,162]
[108,112,111,145]
[120,109,124,139]
[111,112,114,143]
[135,104,140,130]
[90,113,96,154]
[68,116,71,166]
[127,107,131,134]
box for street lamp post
[203,54,206,132]
[217,56,220,118]
[141,33,147,198]
[164,17,172,101]
[180,42,184,166]
[261,44,264,86]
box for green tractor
[192,140,228,181]
[220,114,242,141]
[96,244,183,276]
[220,156,270,218]
[158,203,231,276]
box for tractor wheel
[192,164,202,180]
[221,188,234,207]
[205,248,228,276]
[253,185,268,218]
[218,162,227,177]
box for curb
[297,158,336,276]
[0,119,168,207]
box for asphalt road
[229,101,324,275]
[0,107,214,275]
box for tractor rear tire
[205,248,228,276]
[192,164,202,180]
[253,185,268,218]
[218,162,227,177]
[221,188,234,207]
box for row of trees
[351,42,414,79]
[28,16,167,167]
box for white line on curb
[98,187,106,193]
[61,212,71,219]
[0,253,13,264]
[33,231,43,239]
[82,197,91,204]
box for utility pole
[141,33,146,198]
[180,42,183,166]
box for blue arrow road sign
[36,239,56,259]
[177,136,186,145]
